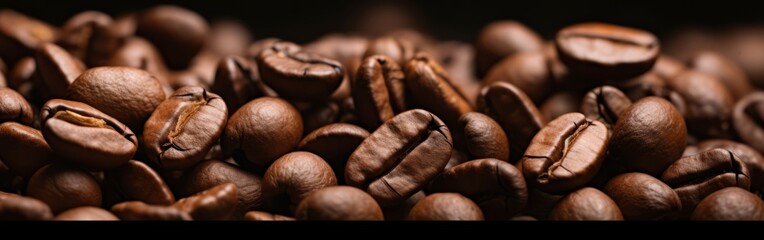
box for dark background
[2,0,763,43]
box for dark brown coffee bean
[362,37,416,69]
[697,139,764,192]
[539,91,582,121]
[478,81,546,163]
[405,52,473,145]
[458,112,510,161]
[103,160,175,206]
[352,55,407,130]
[111,201,192,221]
[0,192,53,220]
[143,87,227,170]
[211,56,276,114]
[136,5,208,70]
[603,173,681,220]
[0,122,55,178]
[207,20,251,57]
[298,123,369,184]
[579,86,632,127]
[55,11,112,61]
[346,109,452,206]
[26,163,101,213]
[549,187,623,220]
[85,13,135,67]
[668,70,734,138]
[483,52,553,103]
[381,191,425,220]
[262,151,336,213]
[690,51,753,100]
[611,71,689,117]
[303,34,368,80]
[295,186,383,221]
[0,10,56,65]
[609,97,687,176]
[40,99,137,170]
[522,112,608,194]
[662,148,751,216]
[243,211,294,221]
[34,43,85,100]
[429,158,527,220]
[690,187,764,220]
[172,182,238,220]
[53,207,119,221]
[475,21,544,77]
[221,97,302,169]
[555,22,659,80]
[177,160,263,218]
[733,92,764,154]
[68,66,167,131]
[408,193,484,220]
[106,37,169,80]
[0,87,33,125]
[257,41,344,101]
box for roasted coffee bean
[475,20,544,77]
[40,99,137,170]
[143,87,227,170]
[262,151,336,213]
[207,20,251,57]
[0,192,53,220]
[458,112,509,161]
[352,55,407,130]
[257,41,344,101]
[609,97,686,176]
[300,101,340,135]
[661,148,751,216]
[53,207,119,220]
[522,113,608,194]
[482,52,553,103]
[603,173,681,220]
[55,11,112,61]
[539,91,582,121]
[690,187,764,220]
[0,10,56,65]
[579,86,632,127]
[346,109,452,206]
[295,186,383,221]
[478,81,545,163]
[303,34,368,80]
[381,191,425,220]
[106,37,169,79]
[653,55,686,80]
[34,43,85,99]
[298,123,369,183]
[362,37,416,69]
[68,66,167,131]
[111,201,192,221]
[690,51,753,100]
[556,22,659,80]
[243,211,294,221]
[611,72,688,117]
[135,5,208,70]
[26,163,101,213]
[0,122,55,178]
[0,87,34,125]
[177,160,263,218]
[172,182,238,220]
[103,160,175,206]
[668,70,734,138]
[429,158,527,220]
[405,52,473,145]
[211,56,275,114]
[407,193,484,221]
[221,97,302,169]
[548,187,623,220]
[721,27,764,88]
[733,92,764,154]
[697,139,764,192]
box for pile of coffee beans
[1,5,763,221]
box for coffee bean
[539,91,582,121]
[303,34,368,80]
[40,99,137,170]
[408,193,484,220]
[362,37,416,69]
[143,86,227,170]
[298,123,370,184]
[0,192,53,220]
[106,37,169,80]
[262,151,336,213]
[0,88,33,126]
[482,51,553,103]
[690,187,764,220]
[667,70,734,138]
[295,186,383,221]
[548,187,623,220]
[458,112,510,161]
[102,160,175,206]
[136,5,208,70]
[352,54,407,131]
[346,109,452,206]
[609,97,687,176]
[172,182,238,220]
[653,55,686,80]
[0,10,56,65]
[556,23,659,80]
[300,101,340,135]
[0,123,55,178]
[177,160,264,218]
[111,201,192,221]
[475,21,544,77]
[579,86,632,127]
[697,139,764,192]
[603,173,681,220]
[244,211,294,221]
[55,11,112,61]
[211,56,275,114]
[26,163,101,213]
[256,41,344,101]
[732,92,764,154]
[690,51,753,100]
[53,206,119,220]
[207,20,251,57]
[34,43,85,99]
[429,158,527,220]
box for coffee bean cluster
[0,5,763,221]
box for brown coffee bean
[243,211,294,221]
[362,37,416,68]
[540,91,582,121]
[172,182,238,220]
[549,187,624,220]
[690,51,753,100]
[26,163,101,213]
[609,97,687,176]
[475,20,544,77]
[732,92,764,154]
[55,11,112,61]
[102,160,175,206]
[653,55,686,80]
[0,10,56,64]
[604,173,681,220]
[556,22,659,80]
[135,5,208,70]
[0,192,53,220]
[207,20,251,57]
[34,43,85,99]
[298,123,369,184]
[482,51,553,103]
[0,122,54,178]
[667,70,734,138]
[303,34,368,80]
[346,109,452,206]
[142,86,227,170]
[177,160,263,218]
[261,152,336,214]
[352,55,407,130]
[211,56,276,114]
[257,41,344,101]
[106,37,169,80]
[0,87,34,125]
[429,158,527,220]
[300,101,340,135]
[579,86,632,127]
[295,186,383,221]
[53,207,119,221]
[697,139,764,192]
[111,201,192,221]
[690,187,764,220]
[408,193,484,220]
[458,112,510,161]
[40,99,137,170]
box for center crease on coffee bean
[539,121,592,182]
[53,110,116,131]
[669,151,748,187]
[595,88,618,124]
